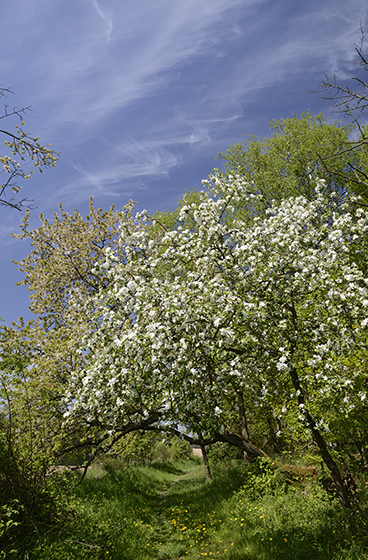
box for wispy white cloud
[1,0,367,211]
[14,0,257,134]
[0,224,16,242]
[0,215,24,245]
[1,0,368,325]
[51,138,180,205]
[89,0,114,40]
[52,104,248,206]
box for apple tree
[63,174,368,508]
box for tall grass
[9,457,368,560]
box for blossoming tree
[64,175,368,508]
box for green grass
[8,457,368,560]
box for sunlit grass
[13,457,368,559]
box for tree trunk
[289,366,352,510]
[266,414,282,453]
[237,391,250,463]
[200,444,212,481]
[217,430,266,459]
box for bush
[239,457,290,498]
[0,415,63,557]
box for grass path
[6,457,368,559]
[74,459,310,559]
[127,460,248,559]
[73,458,224,560]
[147,461,212,558]
[48,458,367,560]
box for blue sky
[1,0,367,325]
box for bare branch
[320,27,368,116]
[0,87,58,210]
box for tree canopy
[219,114,352,192]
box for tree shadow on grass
[161,463,246,517]
[149,461,186,475]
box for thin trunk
[289,365,352,509]
[266,414,282,453]
[198,433,212,481]
[200,444,212,481]
[287,299,352,511]
[237,391,250,463]
[218,430,266,459]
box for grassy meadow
[4,455,368,560]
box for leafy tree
[0,87,58,210]
[10,195,265,483]
[106,432,192,467]
[13,198,127,325]
[216,113,356,216]
[10,199,150,468]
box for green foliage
[103,431,158,468]
[207,441,244,463]
[228,481,343,559]
[237,457,289,499]
[101,434,193,474]
[0,500,23,558]
[0,326,63,557]
[217,113,354,218]
[8,199,135,470]
[151,188,203,233]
